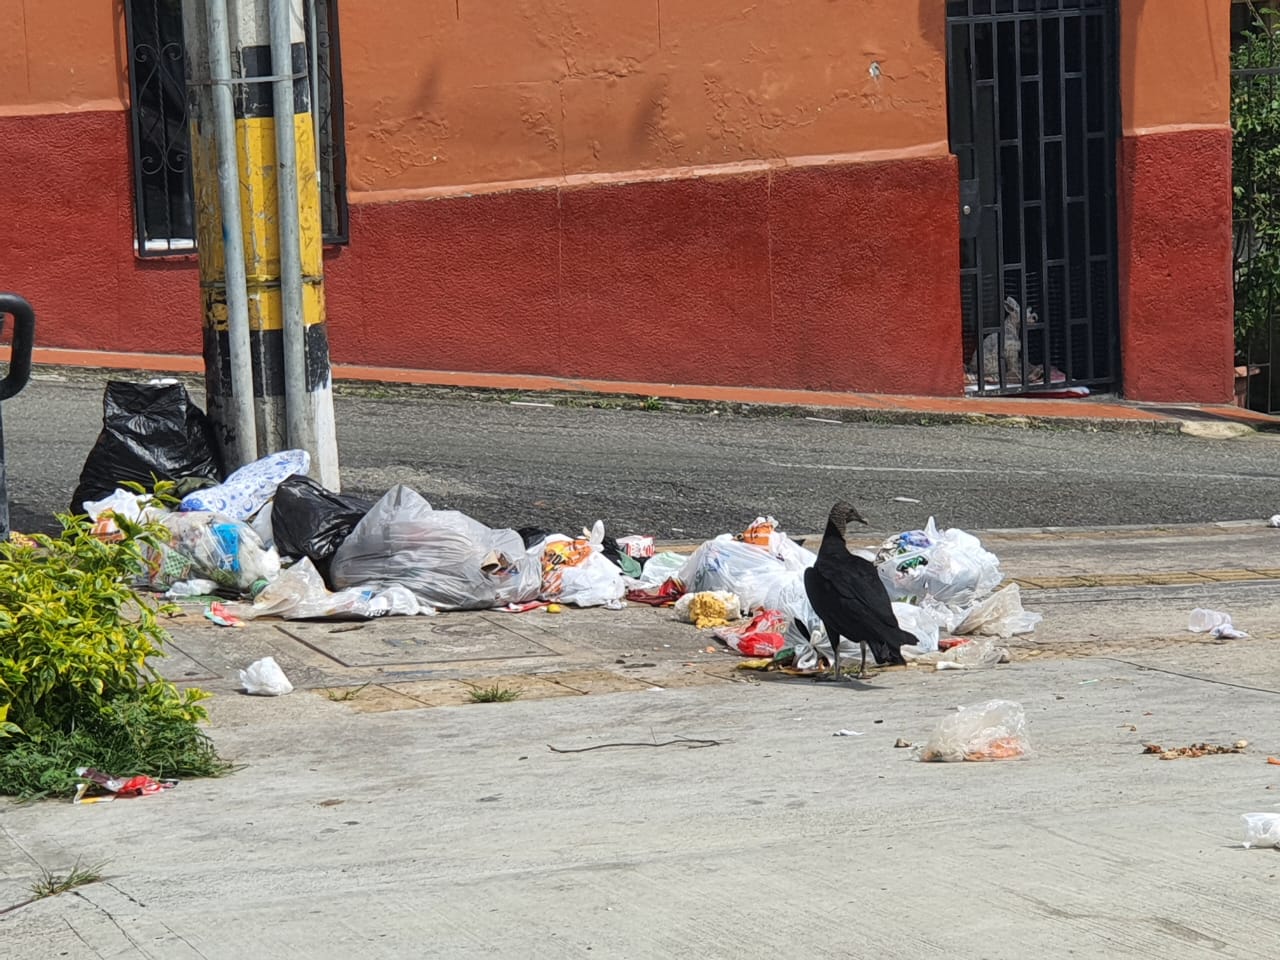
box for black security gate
[946,0,1121,395]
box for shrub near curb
[0,503,228,799]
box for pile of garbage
[71,381,1044,655]
[660,514,1041,672]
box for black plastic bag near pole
[270,474,373,576]
[70,381,225,514]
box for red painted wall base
[1117,128,1235,404]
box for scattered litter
[892,497,921,504]
[617,535,655,559]
[894,739,912,748]
[141,510,281,594]
[1269,515,1280,528]
[240,656,294,696]
[674,591,742,629]
[1242,813,1280,849]
[241,557,426,620]
[902,636,1009,670]
[546,603,563,614]
[1268,757,1280,766]
[953,584,1042,638]
[547,737,724,754]
[500,600,548,613]
[73,768,177,804]
[805,417,842,424]
[833,729,864,737]
[1188,608,1249,639]
[1142,741,1247,760]
[204,601,243,627]
[917,700,1031,763]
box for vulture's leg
[859,640,870,680]
[823,622,842,680]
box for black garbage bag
[271,475,373,570]
[71,381,224,514]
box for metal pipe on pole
[204,0,259,466]
[268,0,313,455]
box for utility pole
[182,0,340,489]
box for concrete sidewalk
[2,521,1279,959]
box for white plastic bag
[1189,608,1249,639]
[877,518,1003,606]
[677,536,813,612]
[918,699,1030,762]
[84,488,152,523]
[1242,812,1280,849]
[792,622,862,672]
[539,523,627,608]
[329,485,541,611]
[180,449,310,521]
[249,502,275,551]
[953,584,1042,638]
[901,636,1009,670]
[240,656,293,696]
[635,551,686,587]
[893,601,940,652]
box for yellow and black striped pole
[183,0,339,487]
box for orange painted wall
[338,0,951,196]
[1120,0,1231,133]
[0,0,126,113]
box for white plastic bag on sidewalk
[240,656,293,696]
[538,522,627,607]
[893,602,940,652]
[876,518,1002,606]
[244,558,427,620]
[953,584,1042,638]
[1188,608,1249,639]
[1242,812,1280,849]
[634,551,686,587]
[329,485,541,611]
[677,534,814,612]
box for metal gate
[946,0,1121,395]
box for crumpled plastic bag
[674,590,742,628]
[917,700,1030,762]
[140,510,281,594]
[240,656,293,696]
[538,522,627,608]
[712,609,788,656]
[633,551,686,588]
[876,518,1003,607]
[1242,812,1280,849]
[793,623,862,672]
[241,557,427,620]
[677,531,815,612]
[329,485,541,611]
[181,449,310,521]
[902,636,1010,670]
[1188,608,1250,639]
[893,601,941,652]
[953,584,1042,638]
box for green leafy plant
[0,492,228,799]
[1232,4,1280,356]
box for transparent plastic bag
[953,584,1042,638]
[893,601,941,652]
[329,485,540,611]
[141,511,281,594]
[239,656,293,696]
[243,558,427,620]
[1241,812,1280,849]
[877,518,1003,606]
[918,700,1031,762]
[677,537,802,612]
[634,551,686,587]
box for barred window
[124,0,349,256]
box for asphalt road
[7,371,1280,538]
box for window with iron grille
[124,0,349,257]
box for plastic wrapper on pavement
[329,485,541,611]
[241,557,426,620]
[1241,813,1280,849]
[140,510,281,594]
[713,609,789,656]
[239,656,294,696]
[71,381,223,514]
[180,449,310,521]
[271,474,373,573]
[917,700,1031,762]
[952,584,1042,638]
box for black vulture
[803,500,915,679]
